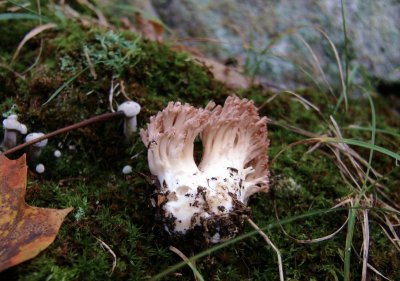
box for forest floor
[0,1,399,280]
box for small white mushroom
[117,101,141,139]
[54,150,62,158]
[25,132,48,160]
[122,165,133,174]
[35,163,45,174]
[1,115,26,149]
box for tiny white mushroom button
[54,150,62,158]
[35,163,45,174]
[122,165,133,174]
[118,101,141,139]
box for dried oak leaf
[192,55,253,89]
[0,154,72,272]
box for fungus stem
[2,111,125,156]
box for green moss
[0,2,399,280]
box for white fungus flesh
[140,97,269,243]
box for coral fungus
[140,97,269,243]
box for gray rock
[149,0,400,89]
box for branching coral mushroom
[140,97,269,243]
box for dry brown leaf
[171,45,253,88]
[192,55,253,89]
[135,12,163,42]
[0,154,72,272]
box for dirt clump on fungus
[151,178,251,248]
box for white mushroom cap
[25,132,48,147]
[19,124,28,134]
[35,163,45,174]
[122,165,133,174]
[118,101,141,117]
[3,115,21,130]
[54,150,62,158]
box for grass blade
[346,125,400,138]
[169,246,205,281]
[339,0,349,112]
[0,13,46,21]
[11,23,57,63]
[42,67,89,106]
[343,93,376,281]
[322,138,399,162]
[151,207,349,280]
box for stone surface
[147,0,400,89]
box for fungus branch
[141,102,209,188]
[200,97,269,203]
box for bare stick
[247,218,284,281]
[95,237,117,276]
[2,111,125,155]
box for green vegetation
[0,1,399,280]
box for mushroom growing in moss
[118,101,141,139]
[1,115,27,150]
[25,132,48,161]
[140,97,269,243]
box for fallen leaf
[0,154,72,272]
[192,55,253,89]
[135,12,163,42]
[170,45,253,88]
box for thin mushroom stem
[247,218,284,281]
[2,111,125,156]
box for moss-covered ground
[0,1,399,280]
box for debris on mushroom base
[140,97,269,243]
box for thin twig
[95,237,117,276]
[2,111,125,155]
[119,80,131,101]
[247,218,284,281]
[84,46,97,79]
[109,79,119,112]
[0,63,25,80]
